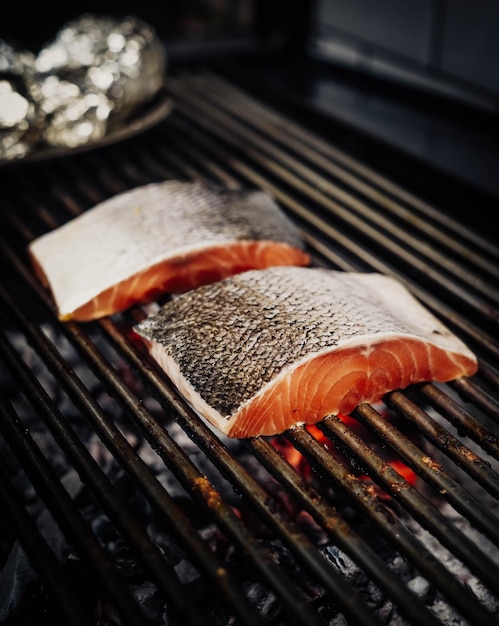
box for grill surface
[1,69,498,626]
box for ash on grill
[1,324,497,625]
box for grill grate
[0,69,498,626]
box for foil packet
[0,14,167,160]
[0,40,41,159]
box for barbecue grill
[1,60,499,626]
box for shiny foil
[0,14,167,159]
[0,40,40,159]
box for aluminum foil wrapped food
[0,14,167,159]
[36,14,167,119]
[36,74,113,148]
[0,40,41,159]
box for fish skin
[27,180,309,321]
[134,266,478,438]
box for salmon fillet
[134,267,478,439]
[28,180,309,321]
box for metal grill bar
[1,70,498,626]
[417,384,499,464]
[453,374,499,420]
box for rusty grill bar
[0,70,498,626]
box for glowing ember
[271,413,417,497]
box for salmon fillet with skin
[134,266,478,439]
[27,180,310,321]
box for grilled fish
[134,266,478,438]
[28,180,310,321]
